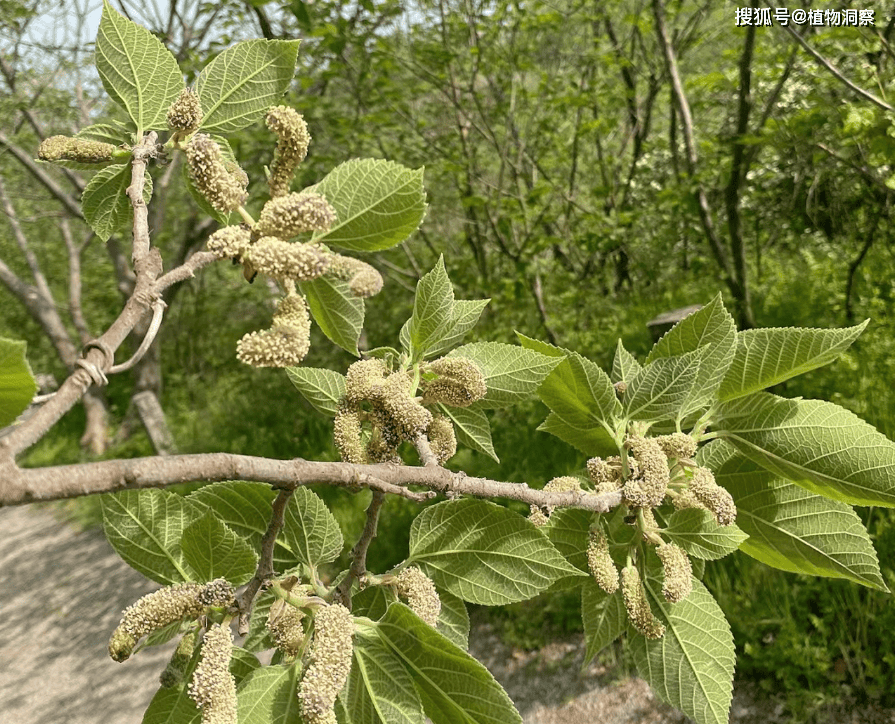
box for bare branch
[337,490,386,606]
[60,219,93,344]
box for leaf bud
[623,435,669,509]
[266,106,311,198]
[689,467,737,526]
[206,226,252,261]
[327,254,383,298]
[160,630,197,688]
[655,432,698,460]
[188,623,237,724]
[243,237,329,282]
[395,566,442,627]
[421,357,487,408]
[256,192,336,238]
[38,135,116,164]
[586,530,619,594]
[297,603,354,724]
[333,405,367,464]
[621,566,665,639]
[426,413,457,465]
[186,134,248,213]
[166,87,203,132]
[266,599,306,657]
[656,542,692,603]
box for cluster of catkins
[333,356,486,465]
[172,96,384,368]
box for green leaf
[95,1,183,133]
[352,585,397,621]
[231,647,262,683]
[285,367,346,416]
[180,509,258,585]
[645,294,737,415]
[408,257,454,359]
[0,338,36,427]
[536,412,618,457]
[76,122,133,145]
[544,507,635,576]
[436,588,470,651]
[82,164,153,242]
[195,38,300,135]
[718,321,868,402]
[630,576,735,724]
[142,684,200,724]
[426,299,490,357]
[703,441,888,590]
[243,590,276,652]
[716,392,895,507]
[438,402,498,462]
[102,489,202,584]
[624,349,702,423]
[581,582,625,665]
[237,664,303,724]
[407,499,584,605]
[611,339,642,384]
[376,604,522,724]
[300,275,364,356]
[448,342,562,409]
[515,332,565,358]
[282,487,344,567]
[661,509,747,561]
[339,627,426,724]
[307,159,427,252]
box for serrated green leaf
[718,321,869,402]
[535,351,621,433]
[703,441,888,590]
[142,684,201,724]
[646,294,736,415]
[582,582,625,665]
[195,38,300,135]
[237,664,303,724]
[408,257,454,359]
[438,402,498,462]
[340,627,426,724]
[399,319,412,355]
[353,586,397,621]
[282,487,344,567]
[630,576,734,724]
[544,507,635,576]
[426,299,490,357]
[243,590,277,652]
[661,509,747,561]
[0,338,36,427]
[716,392,895,507]
[285,367,346,416]
[536,412,618,457]
[300,275,364,356]
[447,342,562,409]
[180,509,258,585]
[611,339,642,384]
[82,164,153,241]
[96,1,183,133]
[76,123,132,145]
[102,489,202,584]
[624,349,701,423]
[408,499,585,605]
[376,604,522,724]
[306,159,426,252]
[515,332,565,358]
[436,588,470,650]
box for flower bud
[395,567,441,627]
[206,226,251,261]
[656,543,692,603]
[587,530,619,594]
[242,238,328,282]
[621,566,665,639]
[623,435,669,509]
[167,88,203,132]
[186,134,248,213]
[266,106,311,198]
[297,604,354,724]
[188,624,237,724]
[426,413,457,465]
[267,599,306,657]
[421,357,487,408]
[256,192,336,238]
[38,135,115,164]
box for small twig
[154,251,220,292]
[108,299,166,373]
[236,488,294,633]
[413,434,439,467]
[337,490,386,607]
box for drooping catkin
[621,566,665,639]
[266,106,311,198]
[586,530,619,594]
[38,135,116,164]
[689,467,737,526]
[185,134,248,213]
[395,567,442,627]
[623,435,670,509]
[421,357,487,408]
[188,624,237,724]
[297,604,354,724]
[256,192,336,238]
[656,542,692,603]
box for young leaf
[408,257,454,359]
[715,392,895,507]
[102,489,202,584]
[82,164,153,241]
[300,276,364,356]
[195,39,301,135]
[645,294,737,414]
[285,367,347,416]
[242,590,277,653]
[407,499,585,605]
[339,627,426,724]
[611,339,642,384]
[543,507,592,573]
[96,1,183,133]
[376,603,522,724]
[282,487,344,567]
[630,576,735,724]
[0,338,36,427]
[436,588,470,651]
[437,403,498,462]
[624,349,702,423]
[180,509,258,585]
[425,299,490,357]
[661,509,748,561]
[352,585,397,621]
[237,664,303,724]
[307,159,427,252]
[581,582,625,666]
[447,342,562,409]
[718,321,869,402]
[703,441,889,591]
[142,683,201,724]
[76,122,133,145]
[536,412,618,457]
